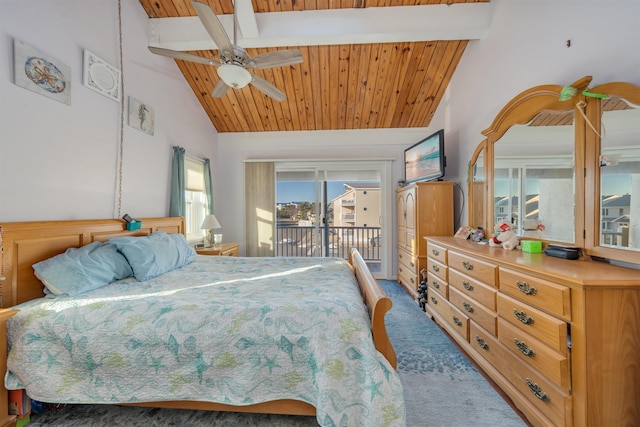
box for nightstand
[196,243,240,257]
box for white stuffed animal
[488,220,519,250]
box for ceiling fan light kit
[148,0,304,101]
[217,64,252,88]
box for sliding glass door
[275,161,392,278]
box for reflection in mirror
[470,148,485,229]
[493,111,575,243]
[599,98,640,252]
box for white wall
[0,0,217,222]
[216,128,446,251]
[429,0,640,224]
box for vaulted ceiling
[138,0,490,132]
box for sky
[276,181,347,204]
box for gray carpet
[25,280,527,426]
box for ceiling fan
[148,1,303,102]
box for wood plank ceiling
[138,0,488,132]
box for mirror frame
[584,81,640,264]
[470,76,640,265]
[470,76,591,248]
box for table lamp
[200,214,221,248]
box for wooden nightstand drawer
[196,243,239,257]
[448,251,497,287]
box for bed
[0,217,404,426]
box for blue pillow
[33,242,134,296]
[110,231,196,281]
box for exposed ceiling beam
[147,3,490,51]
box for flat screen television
[404,129,446,183]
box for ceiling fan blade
[250,74,286,102]
[192,1,234,56]
[148,46,221,66]
[249,49,304,70]
[211,79,230,98]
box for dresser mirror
[584,82,640,264]
[471,77,640,265]
[493,112,575,243]
[468,142,486,230]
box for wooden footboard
[0,217,396,419]
[349,248,397,369]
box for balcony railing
[276,225,381,262]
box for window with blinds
[185,157,207,241]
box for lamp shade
[201,214,221,230]
[217,64,252,88]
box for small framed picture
[83,50,121,102]
[454,226,473,239]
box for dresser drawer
[449,269,497,311]
[427,272,448,299]
[448,251,497,287]
[398,247,417,272]
[498,318,570,391]
[449,287,497,336]
[500,268,571,320]
[398,263,419,292]
[497,293,568,355]
[469,322,501,366]
[500,346,571,427]
[428,289,469,341]
[426,241,448,264]
[427,258,448,282]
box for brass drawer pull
[516,280,537,295]
[475,336,488,350]
[432,264,440,273]
[399,253,403,259]
[410,261,415,267]
[399,267,403,273]
[463,281,473,291]
[526,378,549,402]
[514,309,535,325]
[410,277,415,284]
[514,338,535,357]
[462,261,473,271]
[453,316,462,327]
[463,302,474,313]
[432,248,440,256]
[430,296,438,305]
[431,280,440,289]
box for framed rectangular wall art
[83,50,121,102]
[13,39,71,105]
[127,96,155,135]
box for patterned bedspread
[6,256,405,426]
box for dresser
[196,242,240,257]
[396,182,453,299]
[424,236,640,427]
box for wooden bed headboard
[0,217,185,308]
